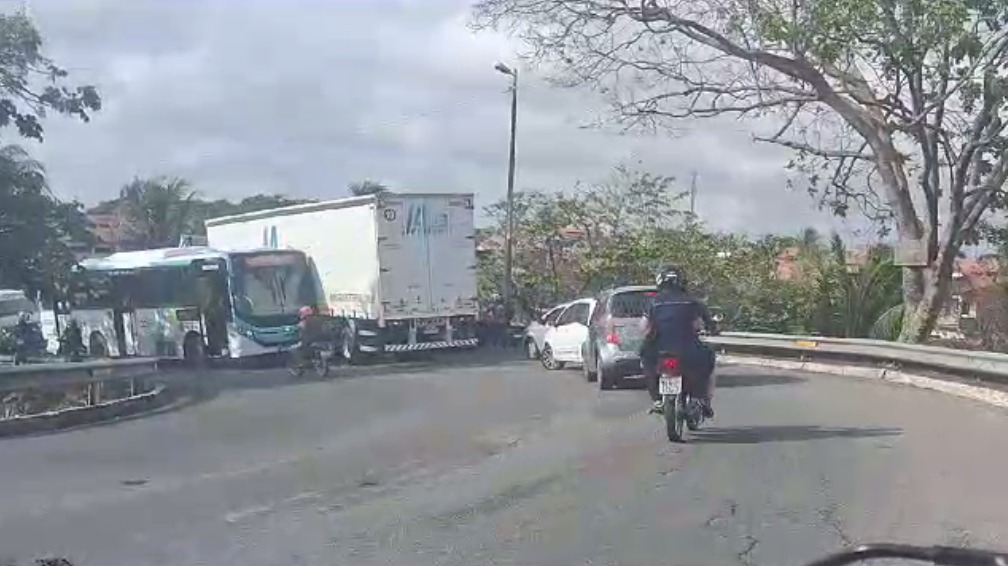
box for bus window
[70,272,117,309]
[130,267,197,308]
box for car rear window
[609,289,657,318]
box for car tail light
[605,322,620,344]
[661,357,679,371]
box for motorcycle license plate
[659,376,682,395]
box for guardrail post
[87,382,102,406]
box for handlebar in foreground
[805,543,1008,566]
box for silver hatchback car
[580,285,658,389]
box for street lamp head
[494,62,514,76]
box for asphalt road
[0,352,1006,566]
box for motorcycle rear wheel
[664,393,684,442]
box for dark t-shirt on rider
[646,289,714,354]
[299,315,328,345]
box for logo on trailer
[405,203,448,237]
[262,225,279,248]
[383,208,396,221]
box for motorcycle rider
[640,266,718,416]
[295,305,319,366]
[13,311,44,364]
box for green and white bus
[59,246,324,360]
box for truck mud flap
[384,338,479,352]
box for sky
[13,0,869,238]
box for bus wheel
[183,333,205,367]
[88,334,108,358]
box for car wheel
[525,339,540,360]
[598,364,616,390]
[540,345,565,370]
[582,347,598,382]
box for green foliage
[190,194,315,231]
[0,146,92,298]
[0,10,101,142]
[472,0,1008,342]
[480,166,903,336]
[348,180,389,196]
[117,176,199,248]
[92,181,316,248]
[0,9,101,299]
[871,304,905,341]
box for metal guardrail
[708,332,1008,382]
[0,358,163,428]
[0,357,160,392]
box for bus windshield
[230,251,320,327]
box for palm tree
[118,176,198,249]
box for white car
[540,298,596,370]
[522,302,569,360]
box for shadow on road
[692,425,902,445]
[716,372,806,388]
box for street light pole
[495,62,518,323]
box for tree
[0,9,101,296]
[190,194,315,232]
[479,165,690,312]
[348,180,389,196]
[0,146,92,298]
[0,10,100,142]
[117,176,198,248]
[473,0,1008,343]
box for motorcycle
[653,313,723,443]
[286,341,336,378]
[656,354,706,442]
[804,542,1007,565]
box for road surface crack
[737,534,759,565]
[704,499,738,527]
[702,499,759,565]
[817,476,852,546]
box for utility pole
[689,171,698,217]
[495,62,518,323]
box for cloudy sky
[14,0,866,237]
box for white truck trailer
[204,192,480,361]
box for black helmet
[655,265,686,291]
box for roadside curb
[719,354,1008,409]
[0,384,186,439]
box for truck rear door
[424,195,477,316]
[376,197,431,317]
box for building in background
[66,209,140,260]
